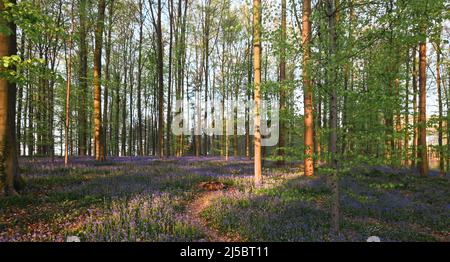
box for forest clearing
[0,0,449,244]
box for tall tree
[137,0,144,156]
[0,0,19,196]
[64,1,75,166]
[302,0,313,177]
[78,0,88,156]
[411,47,418,168]
[417,28,428,177]
[277,0,286,165]
[327,0,340,236]
[253,0,262,186]
[434,34,444,177]
[93,0,106,161]
[103,0,115,156]
[150,0,165,158]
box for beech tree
[253,0,262,186]
[302,0,313,177]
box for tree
[64,1,75,166]
[253,0,262,186]
[137,0,144,156]
[0,0,19,196]
[302,0,313,177]
[103,0,115,157]
[417,28,428,177]
[277,0,286,165]
[78,0,88,156]
[326,0,339,236]
[150,0,165,158]
[93,0,106,161]
[434,34,444,177]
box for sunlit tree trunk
[303,0,313,177]
[0,0,19,195]
[418,32,428,177]
[253,0,262,186]
[93,0,106,161]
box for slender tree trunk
[253,0,262,186]
[103,0,114,157]
[418,33,428,177]
[128,58,134,156]
[121,38,129,156]
[16,34,25,156]
[246,42,252,159]
[434,39,444,177]
[277,0,287,165]
[166,0,175,157]
[303,0,313,177]
[151,0,165,158]
[78,0,88,156]
[137,0,144,156]
[64,3,74,166]
[203,0,211,156]
[412,47,418,168]
[327,0,339,236]
[404,49,410,166]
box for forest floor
[0,157,449,242]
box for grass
[1,157,449,242]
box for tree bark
[277,0,287,165]
[434,39,444,177]
[103,0,114,157]
[93,0,106,161]
[412,47,418,168]
[78,0,88,156]
[303,0,313,177]
[253,0,262,186]
[0,0,20,195]
[64,2,75,166]
[418,34,428,177]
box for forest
[0,0,449,242]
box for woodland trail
[186,189,241,242]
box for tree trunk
[303,0,313,177]
[78,0,88,156]
[327,0,340,236]
[412,47,418,168]
[93,0,106,161]
[103,0,114,157]
[434,39,444,177]
[253,0,262,187]
[418,35,428,177]
[64,2,74,166]
[136,0,144,156]
[277,0,287,165]
[0,0,20,195]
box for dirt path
[186,190,240,242]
